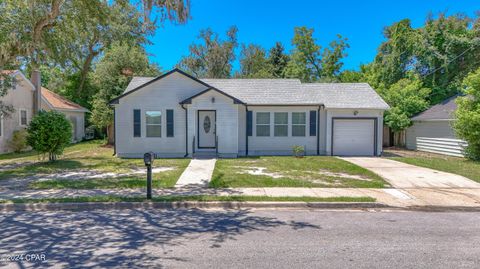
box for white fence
[416,137,467,157]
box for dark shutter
[166,109,174,137]
[309,110,317,136]
[133,109,141,137]
[246,110,253,136]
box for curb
[0,201,390,212]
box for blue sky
[146,0,478,72]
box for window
[133,109,141,137]
[0,116,2,137]
[166,109,174,137]
[274,112,288,137]
[20,110,27,126]
[292,112,306,136]
[256,112,270,136]
[146,111,161,137]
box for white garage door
[332,119,375,156]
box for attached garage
[332,118,377,156]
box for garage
[332,118,376,156]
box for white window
[274,112,288,137]
[146,111,161,137]
[292,112,306,136]
[19,109,27,126]
[256,112,270,137]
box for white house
[110,69,389,158]
[406,95,466,157]
[0,70,89,153]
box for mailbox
[143,152,155,199]
[144,152,155,166]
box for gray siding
[406,121,457,150]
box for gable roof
[1,69,36,91]
[411,95,459,121]
[180,87,245,104]
[42,87,89,112]
[111,69,390,109]
[110,68,211,104]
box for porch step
[193,152,217,159]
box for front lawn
[389,155,480,183]
[0,140,190,189]
[210,156,387,188]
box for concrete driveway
[341,157,480,189]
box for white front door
[198,110,216,148]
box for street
[1,209,479,268]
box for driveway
[341,157,480,189]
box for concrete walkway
[342,157,480,189]
[1,187,479,208]
[174,159,217,187]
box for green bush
[27,111,72,161]
[8,129,28,153]
[454,68,480,160]
[292,145,305,157]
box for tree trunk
[107,124,115,145]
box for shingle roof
[411,95,459,121]
[42,88,89,112]
[124,77,156,93]
[120,70,390,109]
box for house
[110,69,389,158]
[0,70,89,153]
[109,69,389,158]
[406,95,466,157]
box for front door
[198,110,216,148]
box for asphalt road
[1,209,479,268]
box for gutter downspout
[113,106,116,156]
[245,105,249,156]
[181,104,189,157]
[317,105,321,155]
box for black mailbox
[144,152,155,166]
[143,152,155,199]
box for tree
[90,43,160,143]
[339,70,365,82]
[267,42,289,78]
[454,68,480,160]
[382,76,431,144]
[237,44,271,78]
[178,26,238,78]
[27,111,72,161]
[284,26,349,82]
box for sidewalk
[1,187,479,208]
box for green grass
[390,156,480,183]
[0,195,376,204]
[0,140,190,189]
[210,156,388,188]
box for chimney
[31,70,42,115]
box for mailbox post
[143,152,155,199]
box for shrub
[8,129,28,153]
[292,145,305,158]
[454,68,480,160]
[27,111,72,161]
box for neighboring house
[0,70,35,153]
[0,70,89,153]
[406,95,466,157]
[110,69,389,158]
[41,87,89,141]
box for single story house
[109,69,389,158]
[0,70,89,153]
[406,95,466,157]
